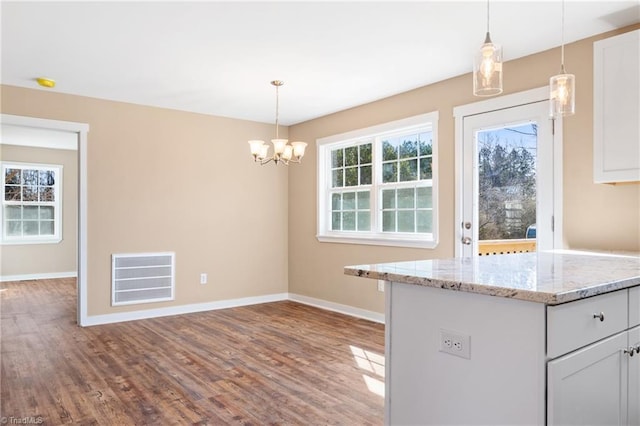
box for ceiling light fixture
[549,0,575,118]
[473,0,503,97]
[248,80,307,165]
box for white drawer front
[630,287,640,327]
[547,290,628,358]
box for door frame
[453,87,564,257]
[1,114,89,325]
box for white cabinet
[593,29,640,183]
[547,332,628,425]
[547,289,640,426]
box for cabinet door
[548,332,628,425]
[593,29,640,183]
[630,326,640,426]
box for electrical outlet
[439,329,471,359]
[200,273,207,284]
[377,280,385,292]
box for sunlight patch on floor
[350,345,385,397]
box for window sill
[316,234,438,249]
[1,237,63,245]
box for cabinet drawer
[630,287,640,327]
[547,290,628,358]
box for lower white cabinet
[548,331,629,425]
[548,326,640,426]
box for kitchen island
[345,251,640,425]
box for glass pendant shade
[550,72,575,117]
[474,33,503,96]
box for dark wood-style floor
[1,278,385,425]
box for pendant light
[248,80,307,165]
[473,0,503,97]
[549,0,575,117]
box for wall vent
[111,252,175,306]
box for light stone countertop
[344,250,640,305]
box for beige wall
[288,25,640,314]
[1,86,289,316]
[0,144,78,277]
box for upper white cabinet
[593,29,640,184]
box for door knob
[461,236,472,245]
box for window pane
[39,170,55,186]
[5,206,21,219]
[5,185,20,201]
[360,165,372,185]
[23,170,38,185]
[398,211,415,232]
[332,193,341,210]
[40,220,54,235]
[417,187,432,208]
[357,191,370,210]
[23,206,39,220]
[332,169,343,188]
[39,187,55,202]
[382,140,398,161]
[5,169,21,185]
[345,167,358,186]
[359,143,372,164]
[397,188,415,208]
[420,157,433,180]
[419,135,432,156]
[332,212,341,230]
[382,189,395,209]
[357,212,370,231]
[382,163,397,183]
[6,221,21,236]
[345,146,358,167]
[343,192,356,210]
[40,206,54,219]
[417,210,433,233]
[342,212,356,231]
[399,139,418,159]
[382,211,395,232]
[399,159,418,181]
[23,186,38,201]
[331,149,343,168]
[23,220,39,236]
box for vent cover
[112,252,175,306]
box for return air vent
[112,252,175,306]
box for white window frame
[1,161,63,245]
[317,112,439,248]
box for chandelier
[248,80,307,165]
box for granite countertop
[344,250,640,305]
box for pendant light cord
[486,0,490,34]
[560,0,566,73]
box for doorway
[454,88,563,257]
[1,114,88,325]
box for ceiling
[2,1,639,125]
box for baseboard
[288,293,385,324]
[82,292,289,326]
[0,271,77,282]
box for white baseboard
[288,293,385,324]
[0,271,77,282]
[82,292,385,327]
[82,292,289,326]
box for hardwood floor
[1,279,385,425]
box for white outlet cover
[439,329,471,360]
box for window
[317,112,438,248]
[1,162,63,244]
